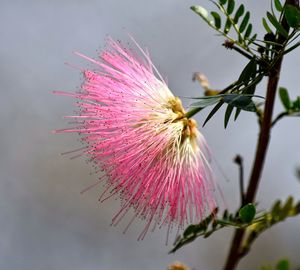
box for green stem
[271,111,289,127]
[231,45,253,60]
[185,107,203,119]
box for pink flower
[56,38,216,239]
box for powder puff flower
[56,38,216,239]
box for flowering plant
[56,0,300,269]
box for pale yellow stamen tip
[168,96,186,115]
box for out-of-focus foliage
[279,88,300,116]
[260,257,300,270]
[171,197,300,253]
[191,0,257,49]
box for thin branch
[271,111,289,127]
[234,155,245,206]
[223,41,253,60]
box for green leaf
[224,104,234,128]
[271,200,282,217]
[276,259,290,270]
[238,58,257,84]
[239,203,256,223]
[279,87,291,110]
[267,12,289,38]
[233,4,245,23]
[284,4,300,29]
[239,11,250,33]
[211,11,221,29]
[223,94,257,112]
[296,97,300,108]
[263,17,273,34]
[219,0,227,5]
[183,224,197,237]
[248,33,257,45]
[274,0,283,12]
[191,6,212,25]
[191,96,221,108]
[244,84,256,95]
[234,107,241,120]
[170,209,218,253]
[243,199,300,258]
[296,167,300,180]
[295,201,300,214]
[227,0,235,15]
[281,196,294,217]
[203,230,214,238]
[224,18,232,34]
[244,23,252,39]
[284,41,300,55]
[203,101,224,126]
[293,96,300,110]
[223,209,229,219]
[243,74,263,95]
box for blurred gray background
[1,1,299,269]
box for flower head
[56,38,216,239]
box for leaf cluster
[190,0,300,127]
[171,204,256,253]
[261,1,300,59]
[171,198,300,253]
[261,258,292,270]
[191,0,257,51]
[241,197,300,256]
[190,57,263,128]
[262,0,289,39]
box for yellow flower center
[168,97,198,145]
